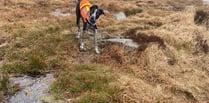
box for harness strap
[80,3,91,10]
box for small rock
[115,12,127,20]
[8,19,16,22]
[9,74,56,103]
[51,9,71,17]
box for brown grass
[1,0,209,102]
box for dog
[76,0,104,54]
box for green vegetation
[1,21,75,75]
[0,75,19,100]
[8,86,20,95]
[0,75,9,102]
[1,62,27,74]
[51,64,121,103]
[0,75,9,91]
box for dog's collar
[87,18,97,26]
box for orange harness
[80,0,91,22]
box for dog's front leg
[80,23,87,51]
[80,30,86,51]
[76,29,81,39]
[94,29,100,54]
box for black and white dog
[76,0,104,54]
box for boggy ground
[0,0,209,103]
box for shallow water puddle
[100,38,139,48]
[100,38,139,53]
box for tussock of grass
[2,48,47,75]
[1,62,27,74]
[0,75,9,91]
[1,55,45,75]
[0,74,18,102]
[171,86,196,101]
[0,74,9,101]
[51,64,121,103]
[124,8,143,16]
[27,55,45,74]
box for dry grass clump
[166,0,202,11]
[136,7,209,102]
[96,44,125,65]
[93,43,143,69]
[109,4,209,102]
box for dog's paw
[76,32,80,39]
[79,48,86,52]
[95,47,101,54]
[79,43,86,51]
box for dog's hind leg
[76,3,81,39]
[76,17,81,39]
[94,29,100,54]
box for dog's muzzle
[87,9,97,26]
[89,17,95,23]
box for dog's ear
[100,9,105,15]
[98,9,105,16]
[90,5,98,10]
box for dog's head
[88,5,104,25]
